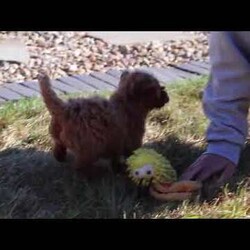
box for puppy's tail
[38,72,65,116]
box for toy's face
[126,148,176,186]
[132,164,154,179]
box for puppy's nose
[166,94,169,103]
[162,91,169,103]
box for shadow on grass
[0,132,204,219]
[1,135,249,218]
[144,135,205,175]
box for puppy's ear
[119,70,131,89]
[120,70,130,80]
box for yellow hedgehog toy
[126,148,202,201]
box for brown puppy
[38,70,169,177]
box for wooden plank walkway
[0,60,210,105]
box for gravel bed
[0,32,209,85]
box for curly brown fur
[38,70,169,178]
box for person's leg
[204,32,250,165]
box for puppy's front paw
[76,165,107,180]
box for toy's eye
[135,171,139,176]
[146,170,152,175]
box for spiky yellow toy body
[126,148,177,186]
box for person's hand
[180,153,237,193]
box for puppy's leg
[53,142,67,162]
[121,141,143,173]
[73,154,105,179]
[72,155,89,170]
[124,147,137,159]
[124,139,143,158]
[111,155,127,174]
[50,118,67,162]
[111,143,127,174]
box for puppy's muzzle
[156,88,169,108]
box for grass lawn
[1,76,250,219]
